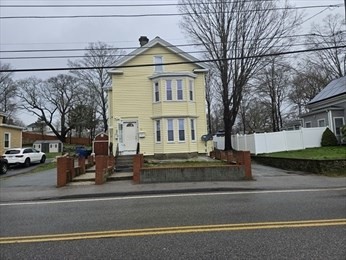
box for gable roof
[308,76,346,105]
[108,36,208,72]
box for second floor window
[189,80,194,101]
[177,80,183,100]
[154,56,163,72]
[154,82,160,102]
[190,119,196,141]
[166,80,172,101]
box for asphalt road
[1,187,345,259]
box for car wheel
[0,163,8,175]
[24,158,31,167]
[40,155,46,164]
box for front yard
[260,146,346,160]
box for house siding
[109,41,208,156]
[0,125,22,155]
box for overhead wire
[1,45,345,73]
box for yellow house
[0,112,23,155]
[108,36,210,158]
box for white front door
[121,121,138,154]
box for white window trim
[305,121,312,128]
[334,117,345,135]
[166,80,173,101]
[167,119,174,143]
[155,120,161,143]
[4,132,11,149]
[317,119,325,127]
[153,82,160,103]
[176,79,184,101]
[154,56,163,73]
[178,118,185,142]
[189,80,194,101]
[190,119,196,142]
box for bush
[341,125,346,143]
[321,128,338,146]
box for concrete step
[108,171,133,181]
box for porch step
[108,171,133,181]
[116,155,135,172]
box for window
[177,80,183,100]
[167,119,174,142]
[190,119,196,141]
[155,120,161,143]
[178,119,185,141]
[334,117,344,135]
[4,133,10,148]
[305,122,311,128]
[154,82,160,102]
[166,80,172,100]
[189,80,194,101]
[318,119,325,127]
[154,56,163,72]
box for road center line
[1,219,345,244]
[0,187,345,206]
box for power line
[2,33,343,54]
[1,4,341,19]
[2,41,342,60]
[1,45,344,73]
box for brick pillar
[133,154,143,184]
[78,156,86,175]
[237,151,252,180]
[95,155,108,185]
[57,156,68,187]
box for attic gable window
[154,56,163,72]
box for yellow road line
[1,219,345,244]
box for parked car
[3,148,46,167]
[0,157,8,174]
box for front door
[121,121,138,154]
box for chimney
[139,36,149,47]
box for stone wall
[253,156,346,174]
[140,165,245,183]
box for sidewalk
[0,162,345,202]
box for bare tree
[17,74,81,143]
[69,42,125,132]
[179,0,301,150]
[254,57,292,132]
[305,14,345,79]
[0,63,17,120]
[289,64,330,115]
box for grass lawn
[262,146,346,160]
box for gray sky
[0,0,344,124]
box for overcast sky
[0,0,344,124]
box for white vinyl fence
[213,127,327,155]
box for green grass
[262,146,346,160]
[31,162,57,173]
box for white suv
[3,148,46,167]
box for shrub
[321,128,338,146]
[341,125,346,143]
